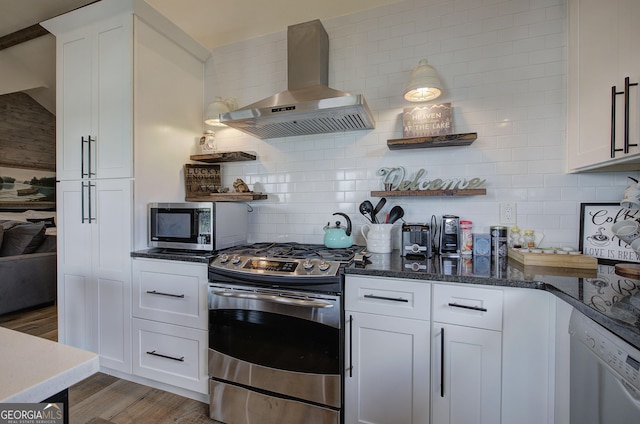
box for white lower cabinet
[431,323,502,424]
[345,276,514,424]
[345,276,431,424]
[432,284,503,424]
[57,178,132,373]
[132,258,209,395]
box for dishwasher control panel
[569,310,640,391]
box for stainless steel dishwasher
[569,309,640,424]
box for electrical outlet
[500,202,516,225]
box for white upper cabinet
[54,15,132,181]
[568,0,640,172]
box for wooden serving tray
[507,248,597,269]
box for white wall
[204,0,639,248]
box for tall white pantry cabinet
[43,0,208,375]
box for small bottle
[510,226,522,248]
[523,230,536,249]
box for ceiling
[0,0,400,114]
[0,0,401,50]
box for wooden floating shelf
[370,189,486,197]
[387,132,477,150]
[186,193,267,202]
[190,151,256,163]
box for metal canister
[490,226,508,258]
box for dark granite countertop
[345,251,640,350]
[131,248,214,264]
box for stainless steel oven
[207,242,362,424]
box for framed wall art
[0,166,55,211]
[579,202,640,265]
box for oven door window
[210,309,339,374]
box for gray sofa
[0,220,57,315]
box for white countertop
[0,327,99,402]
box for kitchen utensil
[387,205,404,224]
[372,198,386,223]
[359,201,375,223]
[323,212,353,248]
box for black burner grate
[220,242,363,263]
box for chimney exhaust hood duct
[219,19,375,139]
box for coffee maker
[439,215,461,257]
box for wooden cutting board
[615,263,640,278]
[507,248,597,269]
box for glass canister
[460,220,473,255]
[523,230,536,249]
[510,225,522,248]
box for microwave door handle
[212,290,334,309]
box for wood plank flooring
[0,305,218,424]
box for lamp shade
[205,97,237,126]
[403,59,442,102]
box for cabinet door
[568,0,640,171]
[56,28,92,181]
[56,179,132,373]
[432,323,502,424]
[57,181,94,350]
[344,311,429,424]
[55,16,132,181]
[93,179,132,373]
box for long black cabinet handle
[88,182,95,223]
[146,290,185,298]
[612,86,624,158]
[448,302,487,312]
[364,294,409,303]
[146,350,184,362]
[81,182,87,223]
[625,77,638,154]
[81,136,87,178]
[440,327,445,398]
[347,315,353,378]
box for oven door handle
[211,289,334,308]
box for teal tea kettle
[323,212,353,248]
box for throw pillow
[26,217,56,228]
[0,222,46,256]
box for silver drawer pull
[213,290,334,309]
[448,302,487,312]
[146,290,185,298]
[146,350,184,362]
[364,294,409,303]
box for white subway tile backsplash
[204,0,632,248]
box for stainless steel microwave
[148,202,247,251]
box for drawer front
[133,259,207,329]
[432,284,503,331]
[345,276,430,320]
[132,318,208,394]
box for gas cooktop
[209,242,365,279]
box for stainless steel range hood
[219,20,375,139]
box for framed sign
[579,202,640,264]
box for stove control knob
[318,261,331,272]
[218,254,230,264]
[231,255,241,265]
[303,259,314,270]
